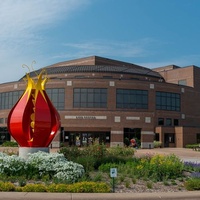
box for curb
[0,191,200,200]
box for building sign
[65,115,107,120]
[76,116,96,120]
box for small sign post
[110,168,117,192]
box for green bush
[81,143,107,158]
[107,146,135,157]
[124,137,130,147]
[0,181,111,193]
[47,183,71,193]
[184,178,200,190]
[74,156,96,172]
[94,156,131,170]
[149,154,184,181]
[1,141,18,147]
[58,146,82,161]
[0,181,15,191]
[153,141,162,148]
[185,144,200,149]
[21,183,47,192]
[122,154,184,181]
[99,163,119,172]
[69,181,110,193]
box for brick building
[0,56,200,148]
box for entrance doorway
[124,128,141,147]
[62,131,110,147]
[164,133,175,147]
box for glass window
[166,118,172,126]
[73,88,107,108]
[116,89,148,109]
[156,91,180,111]
[174,119,179,126]
[0,91,23,110]
[158,118,164,125]
[155,133,160,141]
[46,88,65,110]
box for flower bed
[0,151,84,183]
[0,145,200,192]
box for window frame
[73,88,107,108]
[116,89,148,109]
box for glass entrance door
[66,132,110,147]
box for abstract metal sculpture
[7,64,60,148]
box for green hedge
[0,181,110,193]
[1,141,18,147]
[185,144,200,149]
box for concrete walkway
[134,148,200,163]
[0,191,200,200]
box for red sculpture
[7,69,60,147]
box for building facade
[0,56,200,148]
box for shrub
[124,137,130,147]
[74,156,96,172]
[70,181,110,193]
[149,154,183,181]
[94,155,131,170]
[153,141,162,148]
[98,163,118,172]
[58,146,82,161]
[26,151,85,183]
[81,143,107,158]
[1,141,18,147]
[0,181,15,191]
[107,146,135,157]
[185,144,199,149]
[21,184,47,192]
[47,183,71,193]
[47,182,110,193]
[0,152,26,176]
[126,154,184,181]
[0,151,85,183]
[184,178,200,190]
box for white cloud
[55,38,157,60]
[0,0,90,83]
[0,0,88,38]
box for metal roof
[22,64,162,79]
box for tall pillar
[110,130,124,147]
[141,131,155,149]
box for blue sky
[1,0,200,83]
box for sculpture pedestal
[19,147,49,159]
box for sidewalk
[0,191,200,200]
[134,148,200,163]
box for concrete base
[19,147,49,159]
